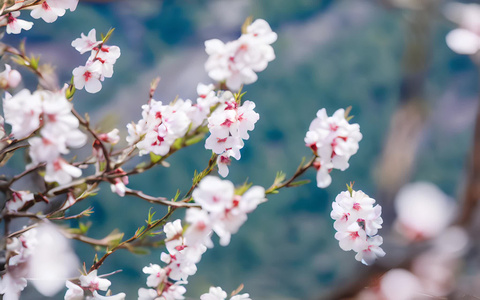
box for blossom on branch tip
[188,176,265,247]
[4,12,33,34]
[6,190,34,212]
[72,29,101,54]
[30,0,66,23]
[204,19,277,90]
[305,108,362,188]
[331,188,385,265]
[79,270,111,292]
[72,29,121,93]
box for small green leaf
[288,179,311,187]
[235,180,253,196]
[150,152,162,163]
[172,190,181,202]
[135,226,145,237]
[185,133,205,146]
[129,247,150,255]
[172,137,183,150]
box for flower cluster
[305,108,362,188]
[0,228,37,299]
[72,29,121,93]
[3,88,87,184]
[188,176,265,246]
[137,219,200,300]
[65,270,126,300]
[331,188,385,265]
[1,0,78,34]
[200,286,251,300]
[137,177,264,299]
[205,19,277,90]
[127,98,192,156]
[205,92,259,177]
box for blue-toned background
[3,0,478,299]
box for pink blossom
[0,64,21,89]
[200,287,227,300]
[305,108,362,188]
[6,191,34,212]
[3,89,43,139]
[44,158,82,184]
[79,270,111,292]
[72,61,103,94]
[72,29,101,54]
[5,12,33,35]
[142,264,167,288]
[30,0,66,23]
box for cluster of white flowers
[3,88,87,184]
[331,188,385,265]
[204,19,277,91]
[0,228,37,299]
[187,176,265,247]
[65,270,126,300]
[205,91,259,177]
[200,286,251,300]
[127,98,192,157]
[445,2,480,55]
[137,219,201,300]
[137,176,264,299]
[1,0,78,34]
[305,108,362,188]
[72,29,121,93]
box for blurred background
[3,0,480,298]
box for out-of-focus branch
[457,97,480,226]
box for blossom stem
[265,155,316,194]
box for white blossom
[5,12,33,35]
[0,64,21,89]
[331,189,384,265]
[200,287,227,300]
[305,108,362,188]
[204,19,277,90]
[30,0,66,23]
[3,89,42,139]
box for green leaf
[172,189,181,202]
[150,152,162,163]
[288,179,311,187]
[129,247,150,255]
[146,208,156,225]
[135,226,145,237]
[185,133,206,146]
[235,180,253,196]
[172,137,183,150]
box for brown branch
[124,188,199,208]
[457,98,480,226]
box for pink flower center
[42,1,50,10]
[7,14,15,24]
[83,71,92,82]
[353,203,361,211]
[196,221,206,231]
[220,155,231,164]
[349,231,360,240]
[221,119,234,127]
